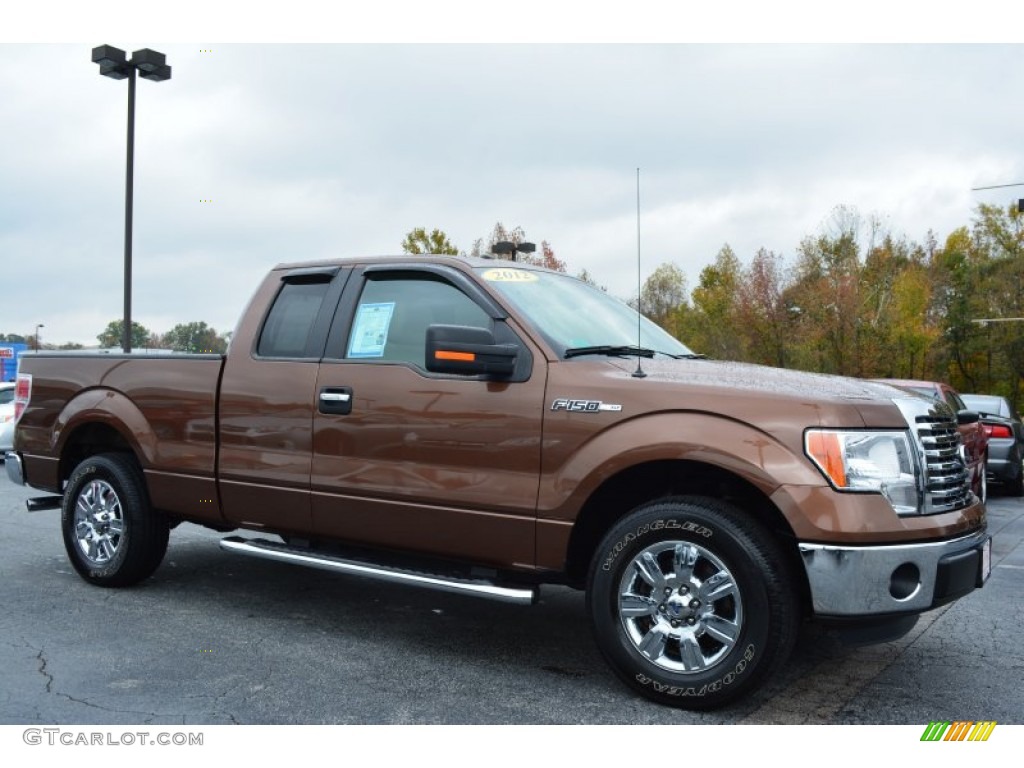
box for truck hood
[594,357,910,430]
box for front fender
[538,412,821,522]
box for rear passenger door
[218,266,349,534]
[310,264,546,568]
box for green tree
[685,245,743,360]
[632,262,688,336]
[401,227,459,255]
[0,334,26,343]
[97,320,153,349]
[735,248,790,367]
[162,322,228,354]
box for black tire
[587,496,800,710]
[1008,466,1024,497]
[61,453,169,587]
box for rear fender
[53,387,156,468]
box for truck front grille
[915,413,972,514]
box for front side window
[345,277,490,367]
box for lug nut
[658,604,666,612]
[670,620,680,628]
[687,617,696,626]
[679,586,689,594]
[689,599,700,609]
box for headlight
[805,429,921,515]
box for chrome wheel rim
[73,479,125,565]
[617,541,743,673]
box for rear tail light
[982,423,1012,439]
[13,373,31,423]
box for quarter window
[257,281,330,358]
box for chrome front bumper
[5,451,24,485]
[800,528,991,617]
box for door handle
[319,387,353,415]
[320,392,351,403]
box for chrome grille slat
[914,411,972,513]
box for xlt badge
[551,398,622,413]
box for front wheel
[587,497,800,709]
[61,453,169,587]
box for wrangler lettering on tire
[587,497,800,709]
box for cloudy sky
[3,5,1024,346]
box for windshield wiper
[564,345,657,359]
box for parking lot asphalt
[1,475,1022,725]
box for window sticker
[347,301,396,358]
[481,268,538,283]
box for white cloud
[2,42,1024,343]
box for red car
[873,379,989,503]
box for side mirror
[957,410,980,426]
[425,325,518,377]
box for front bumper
[800,528,990,617]
[5,451,24,485]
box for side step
[219,536,538,606]
[26,496,62,512]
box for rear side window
[258,281,330,358]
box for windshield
[476,265,695,358]
[961,394,1005,416]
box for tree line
[406,207,1024,409]
[1,322,231,354]
[5,206,1022,408]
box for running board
[26,496,62,512]
[219,536,538,605]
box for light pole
[91,45,172,353]
[34,324,44,352]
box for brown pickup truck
[5,255,992,709]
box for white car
[0,381,15,454]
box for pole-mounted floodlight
[34,324,44,352]
[91,44,172,353]
[491,241,537,262]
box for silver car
[0,381,15,455]
[961,393,1024,497]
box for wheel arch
[54,388,155,486]
[59,422,140,488]
[563,459,810,610]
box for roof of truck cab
[271,254,552,271]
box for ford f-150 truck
[4,255,991,709]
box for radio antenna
[632,167,647,379]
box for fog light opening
[890,563,921,601]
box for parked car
[872,379,989,503]
[0,382,14,455]
[961,394,1024,497]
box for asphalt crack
[35,648,54,694]
[22,639,186,723]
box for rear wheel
[1009,469,1024,497]
[61,453,169,587]
[587,497,800,709]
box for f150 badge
[551,398,622,413]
